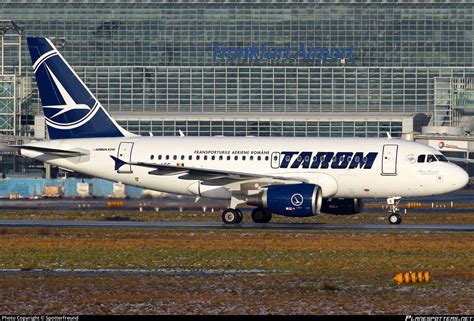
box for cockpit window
[435,154,448,162]
[426,154,437,163]
[417,155,425,163]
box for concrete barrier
[0,178,144,198]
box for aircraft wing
[110,155,306,187]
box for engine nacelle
[320,198,364,215]
[247,183,322,217]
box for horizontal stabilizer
[12,145,87,156]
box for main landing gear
[251,207,272,223]
[221,207,272,224]
[387,196,402,225]
[222,208,243,224]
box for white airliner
[17,37,469,225]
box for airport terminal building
[0,0,473,175]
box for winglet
[110,155,127,171]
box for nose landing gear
[388,213,402,224]
[387,196,402,224]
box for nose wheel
[388,213,402,225]
[387,197,402,225]
[222,208,243,224]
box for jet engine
[246,183,322,217]
[320,198,364,215]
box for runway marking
[0,220,472,232]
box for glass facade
[1,0,473,138]
[70,66,474,115]
[116,119,403,138]
[0,77,16,134]
[4,1,473,68]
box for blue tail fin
[27,37,135,139]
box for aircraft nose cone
[460,168,470,188]
[451,165,469,190]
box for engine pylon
[394,271,431,285]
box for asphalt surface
[1,189,472,212]
[0,220,472,232]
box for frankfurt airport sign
[213,43,354,64]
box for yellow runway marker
[394,271,431,285]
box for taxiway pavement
[0,220,472,232]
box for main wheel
[388,213,402,225]
[251,208,272,223]
[222,208,239,224]
[261,210,272,223]
[235,209,243,224]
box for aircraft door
[117,142,134,173]
[381,144,398,176]
[271,152,280,169]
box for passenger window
[250,156,254,161]
[243,156,246,161]
[339,155,345,162]
[204,155,207,160]
[211,155,215,161]
[257,156,261,161]
[188,155,192,160]
[354,156,360,162]
[173,155,177,160]
[274,155,278,161]
[150,155,154,160]
[158,155,162,160]
[235,155,238,161]
[227,156,231,161]
[181,155,185,160]
[427,155,437,163]
[219,155,223,160]
[304,156,309,162]
[417,155,425,163]
[196,155,200,160]
[347,156,352,162]
[166,155,170,160]
[265,156,269,161]
[285,155,291,161]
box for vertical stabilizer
[27,37,135,139]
